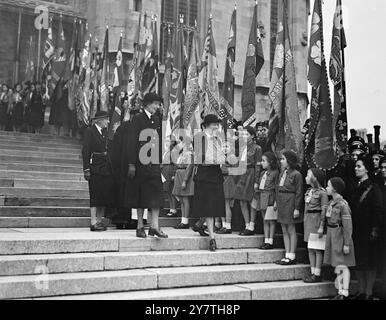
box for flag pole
[37,28,42,81]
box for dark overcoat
[82,125,115,208]
[123,111,163,209]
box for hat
[143,93,163,106]
[202,114,221,128]
[282,150,299,169]
[329,177,346,195]
[92,111,109,121]
[310,168,326,186]
[371,150,385,159]
[348,136,367,155]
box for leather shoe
[192,225,209,237]
[174,223,190,230]
[239,229,254,236]
[136,228,147,238]
[149,228,169,238]
[90,223,107,232]
[209,239,217,252]
[331,294,348,300]
[216,228,232,235]
[303,274,322,283]
[349,292,366,300]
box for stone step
[0,207,89,217]
[0,263,309,299]
[0,131,79,141]
[32,281,337,301]
[0,133,80,145]
[0,229,275,255]
[0,150,81,160]
[0,163,82,174]
[0,217,90,228]
[0,187,89,198]
[1,197,89,207]
[0,142,81,153]
[0,178,88,189]
[0,248,307,276]
[0,155,82,166]
[0,139,81,149]
[0,171,83,181]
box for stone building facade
[0,0,310,124]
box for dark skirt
[234,168,255,202]
[192,166,225,218]
[89,174,116,208]
[29,104,45,128]
[162,164,176,193]
[223,175,236,200]
[277,192,303,225]
[12,102,24,126]
[125,165,164,209]
[352,231,381,270]
[0,102,8,125]
[173,168,194,197]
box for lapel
[92,125,105,145]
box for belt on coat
[278,190,296,194]
[327,223,342,229]
[307,209,322,214]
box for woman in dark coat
[380,158,386,299]
[191,115,226,252]
[350,155,383,300]
[29,82,46,133]
[11,83,25,131]
[0,84,10,131]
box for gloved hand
[128,164,136,179]
[84,170,91,181]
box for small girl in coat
[252,152,279,250]
[275,150,304,266]
[325,177,356,300]
[303,168,328,283]
[172,137,195,229]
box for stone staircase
[0,228,339,300]
[0,130,341,300]
[0,131,182,228]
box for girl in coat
[275,150,303,266]
[324,177,356,300]
[303,168,328,283]
[234,126,262,236]
[172,137,195,229]
[162,138,178,218]
[252,152,279,250]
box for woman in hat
[234,126,262,236]
[275,150,304,266]
[191,114,226,251]
[302,168,328,283]
[28,82,46,134]
[82,111,115,232]
[10,83,24,132]
[0,84,10,131]
[371,150,385,187]
[349,155,383,300]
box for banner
[267,0,303,159]
[306,0,338,170]
[241,3,264,122]
[330,0,348,153]
[100,26,109,112]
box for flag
[67,19,79,111]
[306,0,338,170]
[42,17,55,75]
[241,2,265,123]
[183,30,201,134]
[77,32,92,126]
[112,32,124,111]
[90,44,100,120]
[108,107,122,140]
[135,13,151,95]
[165,27,184,140]
[25,36,36,83]
[128,14,142,97]
[267,0,303,159]
[330,0,348,153]
[142,16,159,95]
[199,16,221,117]
[162,26,174,122]
[50,16,67,97]
[220,7,237,129]
[100,26,109,112]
